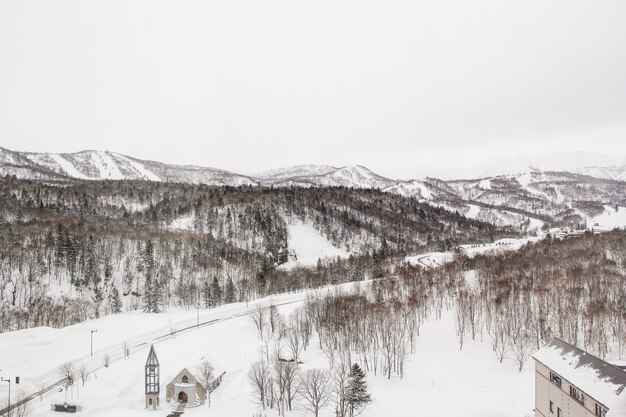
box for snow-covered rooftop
[532,338,626,410]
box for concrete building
[533,338,626,417]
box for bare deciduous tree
[196,360,215,406]
[299,369,332,417]
[251,305,266,338]
[248,360,271,410]
[78,364,90,387]
[58,362,75,390]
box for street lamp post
[90,329,97,356]
[1,377,10,417]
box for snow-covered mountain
[427,151,626,180]
[0,148,397,189]
[574,164,626,181]
[0,147,256,186]
[254,164,396,189]
[1,146,625,232]
[253,164,338,183]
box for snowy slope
[281,220,351,269]
[591,205,626,230]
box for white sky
[1,0,626,179]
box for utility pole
[91,329,98,356]
[1,377,10,417]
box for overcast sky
[1,0,626,179]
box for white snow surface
[465,204,481,219]
[516,171,532,188]
[383,181,433,200]
[92,151,124,180]
[281,221,350,269]
[113,153,162,181]
[592,205,626,230]
[414,181,433,199]
[49,154,89,179]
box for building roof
[533,338,626,409]
[145,345,159,367]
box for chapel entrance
[178,391,188,403]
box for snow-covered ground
[0,284,539,417]
[592,205,626,230]
[280,221,351,269]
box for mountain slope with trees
[0,176,510,332]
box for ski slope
[280,220,351,269]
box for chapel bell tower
[145,345,160,410]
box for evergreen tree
[256,271,266,296]
[143,240,155,277]
[370,251,383,279]
[201,281,211,308]
[224,276,236,303]
[346,363,371,417]
[210,276,222,307]
[174,275,186,306]
[142,275,162,313]
[109,286,123,313]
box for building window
[549,400,554,413]
[570,385,584,404]
[549,371,562,388]
[557,407,562,417]
[595,403,607,417]
[182,375,189,383]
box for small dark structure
[52,403,79,413]
[145,345,160,410]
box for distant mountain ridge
[0,147,400,189]
[1,146,625,232]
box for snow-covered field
[0,284,538,417]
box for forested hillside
[0,177,511,332]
